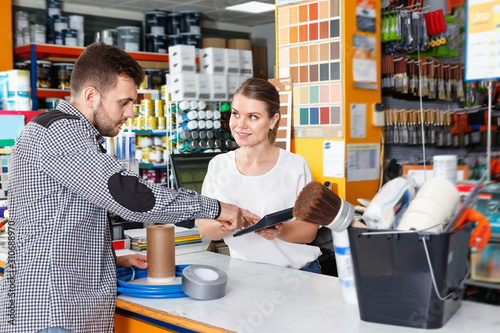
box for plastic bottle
[205,120,214,129]
[178,110,198,123]
[178,120,197,133]
[197,130,207,140]
[197,120,206,130]
[197,110,206,120]
[333,229,358,305]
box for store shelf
[15,44,85,59]
[125,51,168,62]
[132,129,172,136]
[14,44,170,110]
[139,162,168,169]
[465,279,500,290]
[37,89,71,98]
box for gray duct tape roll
[181,265,228,300]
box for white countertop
[117,251,500,333]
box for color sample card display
[0,156,10,199]
[277,0,342,127]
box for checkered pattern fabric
[0,101,220,332]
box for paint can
[144,69,165,89]
[54,31,63,45]
[102,29,118,46]
[14,11,29,47]
[62,29,78,47]
[24,60,52,88]
[53,15,69,33]
[52,63,74,90]
[167,35,180,48]
[146,34,168,54]
[179,11,200,34]
[117,26,141,52]
[145,11,167,35]
[30,24,46,44]
[69,15,85,47]
[46,0,61,18]
[167,13,180,35]
[45,97,59,110]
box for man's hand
[116,253,148,269]
[215,201,260,231]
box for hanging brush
[292,181,358,232]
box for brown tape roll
[147,224,175,283]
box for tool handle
[454,208,491,251]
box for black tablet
[233,207,294,237]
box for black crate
[348,225,472,329]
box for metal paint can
[145,11,167,35]
[117,26,141,52]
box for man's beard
[92,100,120,137]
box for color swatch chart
[0,156,10,199]
[277,0,342,127]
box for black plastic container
[348,225,472,329]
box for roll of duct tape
[181,265,228,300]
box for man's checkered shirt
[0,101,220,332]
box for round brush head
[293,181,340,224]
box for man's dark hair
[70,42,144,97]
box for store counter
[115,251,500,333]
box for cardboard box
[202,37,226,49]
[239,75,252,86]
[169,73,197,101]
[239,50,253,76]
[196,73,211,101]
[209,74,228,101]
[227,75,240,100]
[225,49,240,75]
[227,38,251,50]
[199,48,225,74]
[168,45,196,74]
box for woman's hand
[255,223,284,240]
[116,253,148,269]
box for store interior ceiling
[62,0,276,26]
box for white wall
[252,22,276,79]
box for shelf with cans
[126,95,237,186]
[129,97,237,158]
[13,44,170,110]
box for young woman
[197,78,322,273]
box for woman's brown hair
[233,78,281,144]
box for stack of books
[124,226,202,251]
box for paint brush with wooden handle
[293,181,364,231]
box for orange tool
[452,208,491,251]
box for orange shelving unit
[14,44,170,110]
[15,44,170,63]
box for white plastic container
[433,155,458,184]
[333,229,358,305]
